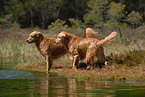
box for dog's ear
[36,32,42,37]
[65,33,71,40]
[67,34,70,39]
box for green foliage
[0,0,145,29]
[33,26,40,31]
[48,19,68,33]
[0,40,43,64]
[0,17,6,23]
[0,14,12,29]
[109,50,145,66]
[103,20,118,29]
[5,0,25,22]
[84,0,108,28]
[127,11,143,28]
[36,0,64,29]
[69,18,84,29]
[107,2,126,20]
[120,23,130,29]
[103,20,130,30]
[136,24,145,38]
[104,2,126,29]
[103,2,126,37]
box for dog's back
[45,38,67,59]
[26,31,67,59]
[55,31,117,69]
[37,36,67,59]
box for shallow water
[0,64,145,96]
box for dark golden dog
[55,31,117,70]
[26,31,67,71]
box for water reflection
[0,69,145,97]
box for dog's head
[26,31,43,43]
[55,31,70,44]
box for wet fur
[26,29,98,71]
[26,31,67,71]
[55,31,117,70]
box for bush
[48,19,68,33]
[69,18,85,29]
[107,50,145,66]
[136,24,145,39]
[33,26,40,31]
[103,20,118,30]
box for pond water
[0,64,145,97]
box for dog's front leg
[46,55,52,71]
[72,55,80,71]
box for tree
[126,11,143,29]
[24,0,36,28]
[69,18,84,29]
[5,0,25,23]
[35,0,64,29]
[105,2,126,37]
[118,0,145,20]
[83,0,108,29]
[48,19,68,33]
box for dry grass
[14,50,145,80]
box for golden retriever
[26,29,98,71]
[55,31,117,70]
[26,31,68,71]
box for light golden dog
[55,31,117,70]
[26,29,98,71]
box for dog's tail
[86,28,98,38]
[97,31,117,46]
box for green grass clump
[0,41,43,64]
[107,50,145,66]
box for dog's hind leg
[97,47,108,66]
[86,57,94,70]
[46,55,53,71]
[85,47,96,70]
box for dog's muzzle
[54,38,61,44]
[54,40,59,44]
[26,40,33,44]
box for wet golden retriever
[26,29,97,71]
[26,31,67,71]
[55,31,117,70]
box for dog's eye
[31,35,36,37]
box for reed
[0,40,43,64]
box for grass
[0,28,145,80]
[14,50,145,80]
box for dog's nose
[26,40,28,42]
[54,40,59,44]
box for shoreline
[14,62,145,81]
[13,50,145,81]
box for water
[0,65,145,96]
